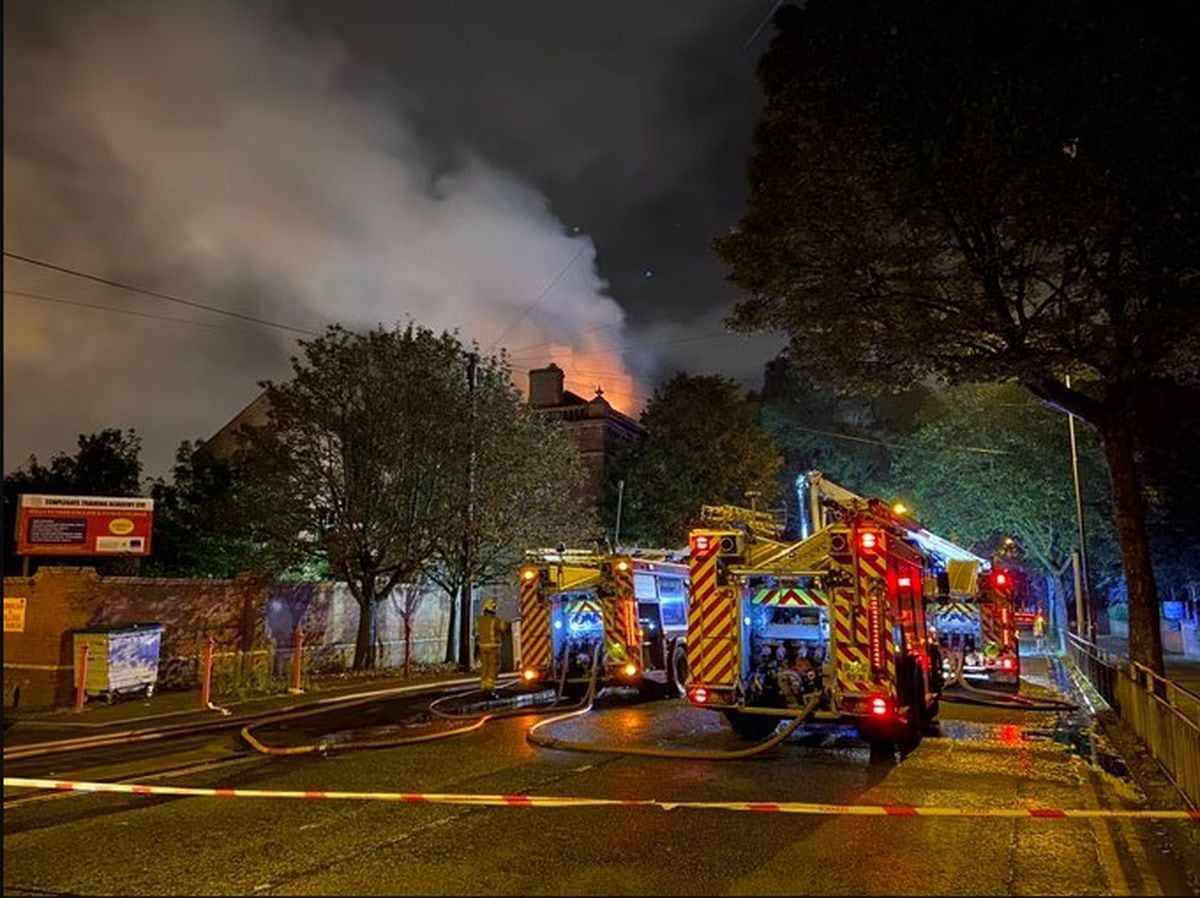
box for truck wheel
[722,710,781,740]
[668,643,688,698]
[902,671,925,748]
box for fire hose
[241,644,592,756]
[526,660,821,760]
[940,652,1077,713]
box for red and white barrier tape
[5,777,1198,819]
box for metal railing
[1066,633,1200,807]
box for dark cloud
[4,0,782,478]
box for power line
[486,243,588,352]
[4,289,272,336]
[508,330,735,361]
[508,362,634,381]
[781,419,1011,456]
[742,0,784,51]
[505,319,624,355]
[3,250,319,337]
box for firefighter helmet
[482,598,497,614]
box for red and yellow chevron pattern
[519,571,551,671]
[832,585,872,695]
[751,588,826,608]
[686,539,736,687]
[605,559,641,653]
[931,600,976,618]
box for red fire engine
[684,478,949,753]
[926,566,1021,692]
[517,549,691,694]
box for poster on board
[15,494,154,556]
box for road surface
[3,659,1196,896]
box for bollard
[200,635,216,709]
[289,630,304,694]
[74,642,90,714]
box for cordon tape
[5,777,1197,819]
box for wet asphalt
[3,658,1196,896]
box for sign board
[15,495,154,557]
[4,597,27,632]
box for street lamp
[1064,374,1093,641]
[614,479,625,548]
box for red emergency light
[692,535,710,553]
[859,531,878,551]
[869,696,890,717]
[898,576,912,588]
[691,686,709,704]
[993,571,1008,587]
[1001,657,1015,671]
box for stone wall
[3,567,453,709]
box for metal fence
[1066,633,1200,807]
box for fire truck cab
[516,549,691,694]
[685,477,946,753]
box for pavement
[4,655,1197,896]
[2,665,499,748]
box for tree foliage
[756,354,926,535]
[145,440,282,579]
[3,429,143,575]
[610,373,783,546]
[717,0,1200,672]
[254,324,474,670]
[888,384,1119,614]
[423,358,596,665]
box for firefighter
[476,598,509,697]
[1033,610,1046,654]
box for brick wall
[3,568,453,709]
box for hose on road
[940,653,1077,713]
[241,646,591,756]
[526,672,820,761]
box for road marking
[6,777,1199,819]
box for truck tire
[900,666,925,747]
[668,642,688,698]
[722,709,781,740]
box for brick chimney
[529,363,565,407]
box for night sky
[3,0,786,477]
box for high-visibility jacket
[1033,616,1046,636]
[477,613,509,650]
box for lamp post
[614,479,625,548]
[1065,374,1093,641]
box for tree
[716,1,1200,673]
[254,324,472,670]
[611,373,783,546]
[145,441,266,578]
[423,359,596,667]
[3,429,143,575]
[756,353,927,534]
[385,581,428,678]
[888,383,1118,631]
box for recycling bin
[72,623,164,702]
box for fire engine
[926,564,1021,693]
[684,474,955,752]
[516,548,691,694]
